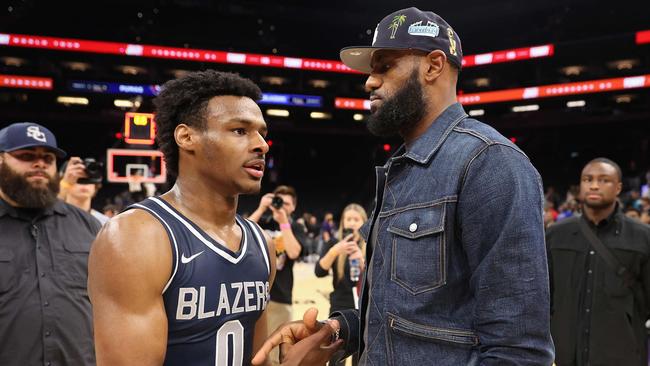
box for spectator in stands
[249,184,306,365]
[0,122,100,365]
[58,157,109,225]
[315,203,367,366]
[547,157,650,366]
[320,211,336,242]
[102,204,119,218]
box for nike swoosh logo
[181,251,205,264]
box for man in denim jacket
[253,7,554,366]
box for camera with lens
[77,158,104,184]
[271,195,284,209]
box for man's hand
[61,156,87,185]
[259,193,275,211]
[251,308,342,365]
[278,323,343,366]
[270,206,289,225]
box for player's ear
[174,124,197,152]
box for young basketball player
[88,70,275,365]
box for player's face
[198,95,269,195]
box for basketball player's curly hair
[153,70,262,177]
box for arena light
[636,30,650,45]
[353,113,365,121]
[468,109,485,116]
[0,74,53,89]
[266,109,290,117]
[63,61,91,71]
[615,94,634,103]
[309,111,332,119]
[0,33,554,74]
[607,59,639,70]
[114,99,135,108]
[56,96,89,105]
[566,100,586,108]
[2,56,26,67]
[512,104,539,112]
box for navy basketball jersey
[129,197,271,366]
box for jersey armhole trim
[131,203,179,294]
[245,219,271,276]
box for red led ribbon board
[458,74,650,105]
[335,75,650,110]
[124,112,156,145]
[636,30,650,45]
[0,74,53,89]
[461,44,554,67]
[1,33,554,73]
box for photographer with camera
[314,203,367,366]
[249,184,307,365]
[58,157,109,225]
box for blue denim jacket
[333,103,554,365]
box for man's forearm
[248,207,266,223]
[329,309,359,358]
[281,228,302,259]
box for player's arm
[88,209,172,366]
[252,230,277,364]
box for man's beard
[366,68,427,138]
[0,163,59,208]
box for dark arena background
[1,0,649,218]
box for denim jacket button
[409,223,418,232]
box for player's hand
[259,193,275,210]
[279,323,343,365]
[61,156,86,185]
[251,308,340,365]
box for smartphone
[342,228,354,240]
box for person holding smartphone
[315,203,367,366]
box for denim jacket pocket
[386,312,479,366]
[387,312,479,346]
[388,202,446,294]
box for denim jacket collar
[393,102,467,165]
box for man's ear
[174,124,197,152]
[423,50,447,83]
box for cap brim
[340,46,412,74]
[5,144,67,158]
